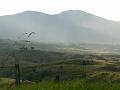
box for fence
[0,63,87,86]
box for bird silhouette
[28,32,36,38]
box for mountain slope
[0,10,120,44]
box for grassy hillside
[0,41,120,89]
[1,54,120,81]
[0,53,120,89]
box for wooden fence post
[15,64,20,86]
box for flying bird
[28,32,36,38]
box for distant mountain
[0,10,120,44]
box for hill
[0,10,120,44]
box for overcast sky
[0,0,120,21]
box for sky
[0,0,120,21]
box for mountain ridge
[0,10,120,44]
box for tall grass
[6,80,120,90]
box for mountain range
[0,10,120,44]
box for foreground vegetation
[0,79,120,90]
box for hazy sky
[0,0,120,21]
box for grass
[0,79,120,90]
